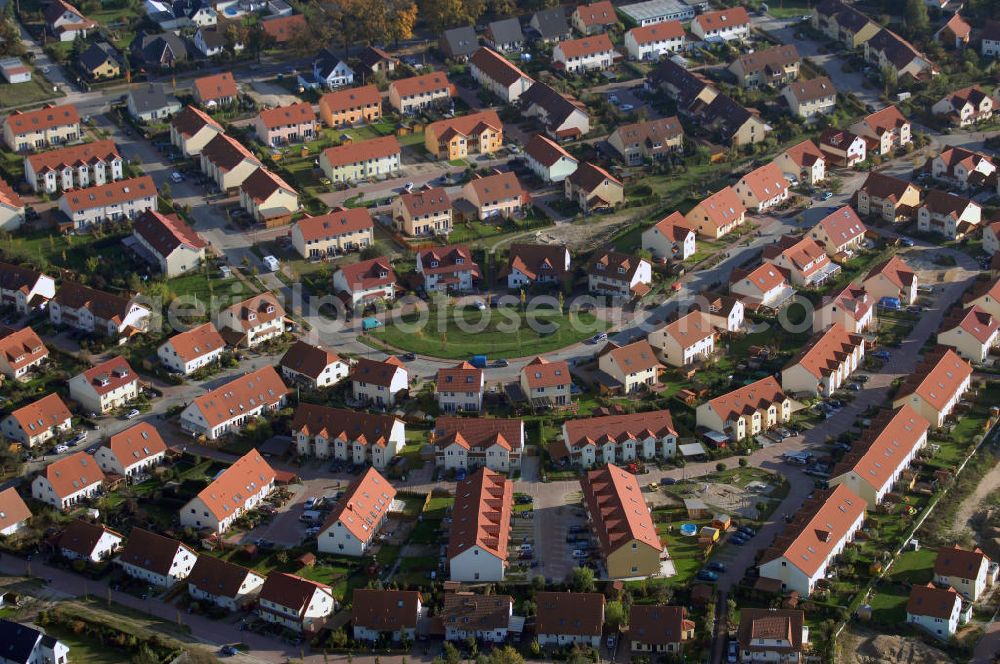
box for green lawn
[41,625,132,664]
[0,76,63,111]
[0,229,128,273]
[165,272,240,303]
[868,584,910,625]
[369,307,607,359]
[394,555,439,586]
[887,549,936,584]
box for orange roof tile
[894,347,972,412]
[582,463,662,557]
[105,421,167,470]
[188,365,288,428]
[193,72,238,103]
[61,176,155,212]
[8,393,71,438]
[706,376,786,423]
[449,468,512,560]
[164,322,224,363]
[42,451,105,499]
[320,467,396,543]
[192,449,275,522]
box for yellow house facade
[424,110,504,161]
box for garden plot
[680,480,779,520]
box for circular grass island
[368,304,610,360]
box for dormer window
[266,305,275,314]
[430,260,439,268]
[248,313,257,321]
[456,258,464,265]
[618,267,626,274]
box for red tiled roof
[26,139,120,174]
[470,47,532,87]
[389,72,455,99]
[535,592,605,636]
[296,207,372,241]
[737,608,804,652]
[0,326,47,372]
[943,305,999,344]
[164,322,224,363]
[105,421,167,470]
[191,449,275,522]
[42,451,105,499]
[521,356,571,389]
[78,355,137,397]
[525,133,576,168]
[575,1,617,26]
[3,103,79,136]
[261,14,306,42]
[449,468,512,560]
[280,341,344,381]
[934,545,991,579]
[193,72,238,103]
[706,376,786,423]
[693,6,750,31]
[133,209,206,257]
[691,186,746,231]
[188,365,287,428]
[865,255,915,290]
[319,85,382,115]
[582,463,662,557]
[0,487,30,532]
[118,527,194,576]
[352,589,422,630]
[62,176,155,212]
[8,393,71,438]
[170,105,223,138]
[894,347,971,413]
[436,361,483,391]
[320,466,396,542]
[907,583,961,619]
[337,256,395,293]
[322,135,400,168]
[188,554,261,599]
[557,33,614,59]
[628,20,684,45]
[259,572,331,614]
[830,404,928,494]
[257,101,316,130]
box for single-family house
[519,357,572,408]
[809,206,866,257]
[907,583,964,640]
[193,72,238,107]
[524,133,578,183]
[116,528,196,588]
[0,327,47,380]
[217,292,286,348]
[535,592,605,647]
[257,573,336,633]
[642,211,696,261]
[58,520,123,563]
[648,311,715,367]
[180,365,287,439]
[332,256,397,309]
[931,146,996,190]
[0,262,55,314]
[733,162,789,213]
[729,44,800,88]
[68,355,138,415]
[352,589,423,642]
[126,84,181,123]
[157,322,225,376]
[762,234,839,287]
[0,487,31,537]
[461,172,527,221]
[416,244,480,293]
[424,110,503,161]
[813,285,874,334]
[199,133,262,192]
[684,186,746,238]
[566,161,623,214]
[78,41,121,80]
[31,451,105,509]
[588,251,652,299]
[93,421,167,479]
[596,340,662,393]
[318,467,397,555]
[440,26,479,61]
[918,190,981,240]
[436,361,485,413]
[170,105,224,157]
[484,18,524,52]
[782,76,837,119]
[850,105,911,156]
[934,545,997,602]
[863,255,918,305]
[45,0,96,41]
[449,468,512,582]
[696,375,791,441]
[279,341,349,390]
[629,605,695,654]
[187,555,265,610]
[855,172,921,223]
[607,116,683,166]
[776,139,825,187]
[932,86,995,128]
[130,209,207,277]
[350,357,408,408]
[520,81,591,140]
[469,47,534,103]
[737,609,809,662]
[729,262,794,309]
[502,243,571,290]
[818,126,866,167]
[572,1,617,35]
[891,348,972,427]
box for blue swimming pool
[679,523,698,536]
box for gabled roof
[398,187,451,218]
[0,326,47,372]
[257,101,315,130]
[222,292,285,331]
[525,133,576,168]
[737,608,804,652]
[26,139,120,174]
[649,211,695,242]
[259,572,331,614]
[938,13,971,40]
[164,322,224,363]
[188,365,287,428]
[556,33,614,60]
[448,468,512,560]
[504,243,569,282]
[692,186,746,230]
[192,449,274,524]
[759,484,865,577]
[866,29,932,74]
[352,589,422,630]
[738,162,788,202]
[520,356,571,389]
[58,519,122,558]
[693,7,750,33]
[193,72,238,102]
[436,361,483,391]
[349,356,406,388]
[935,145,994,174]
[280,341,344,381]
[320,467,396,542]
[418,244,480,277]
[441,25,479,58]
[831,404,928,494]
[41,451,105,499]
[520,81,588,131]
[0,618,44,663]
[535,592,605,636]
[133,209,206,257]
[942,305,999,344]
[818,126,863,151]
[389,72,455,99]
[0,262,48,295]
[660,310,714,349]
[239,167,296,203]
[734,43,799,75]
[322,135,401,169]
[568,161,621,193]
[819,284,872,322]
[629,605,693,646]
[356,45,396,70]
[440,592,512,630]
[127,84,178,115]
[119,527,193,575]
[921,189,976,218]
[201,133,260,171]
[814,205,865,246]
[0,487,31,533]
[187,554,261,599]
[563,410,676,455]
[907,583,961,619]
[730,262,787,294]
[575,1,617,27]
[0,178,22,211]
[705,376,786,423]
[815,0,874,33]
[3,103,80,136]
[582,463,662,557]
[104,421,167,470]
[319,85,381,115]
[291,403,400,448]
[864,255,915,290]
[588,250,645,282]
[784,139,826,168]
[762,234,829,279]
[465,171,525,209]
[7,393,71,438]
[857,171,918,203]
[469,47,532,87]
[859,105,909,137]
[296,207,373,242]
[170,104,223,138]
[784,322,864,379]
[934,545,991,579]
[485,17,523,45]
[61,176,156,212]
[598,339,661,374]
[531,7,571,38]
[784,76,835,103]
[336,256,395,294]
[434,416,523,453]
[612,116,683,153]
[78,355,137,396]
[894,347,972,413]
[628,20,685,46]
[427,110,502,142]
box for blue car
[899,237,915,247]
[729,537,748,546]
[707,561,727,572]
[738,526,756,537]
[872,350,891,360]
[696,569,719,582]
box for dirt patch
[839,626,951,664]
[953,452,1000,533]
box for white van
[262,255,280,272]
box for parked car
[899,237,915,248]
[572,549,588,559]
[738,525,756,537]
[54,444,69,454]
[707,561,727,572]
[872,350,891,360]
[696,569,718,582]
[124,409,140,420]
[591,332,608,344]
[727,639,738,663]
